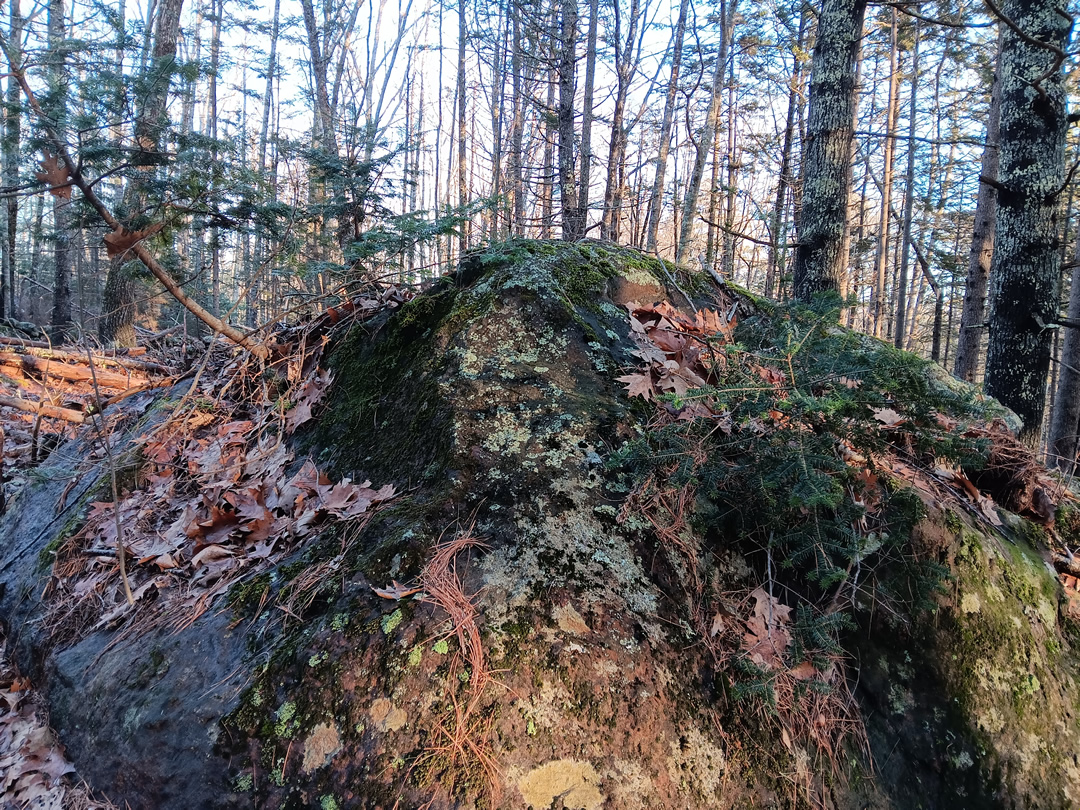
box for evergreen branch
[0,41,270,361]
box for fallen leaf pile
[0,641,115,810]
[39,291,406,640]
[616,299,738,431]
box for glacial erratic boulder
[1,239,1078,809]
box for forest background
[0,0,1076,463]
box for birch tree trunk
[792,0,866,303]
[983,0,1070,447]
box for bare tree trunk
[893,22,919,349]
[457,0,469,252]
[600,0,642,242]
[508,0,525,236]
[983,0,1070,447]
[675,0,736,265]
[792,0,866,303]
[645,0,689,252]
[99,0,185,346]
[541,75,555,239]
[557,0,582,240]
[953,38,1002,382]
[765,8,806,300]
[47,0,71,339]
[2,0,21,319]
[575,0,598,233]
[871,9,899,337]
[1048,228,1080,471]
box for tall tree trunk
[893,22,920,349]
[983,0,1070,447]
[721,54,738,279]
[557,0,582,240]
[456,0,469,252]
[541,75,555,239]
[99,0,185,346]
[675,0,737,265]
[2,0,22,319]
[47,0,71,339]
[871,9,899,337]
[575,0,598,233]
[792,0,866,303]
[953,39,1002,382]
[208,0,221,318]
[765,8,807,300]
[1048,229,1080,470]
[250,0,281,326]
[508,0,525,236]
[645,0,689,252]
[600,0,641,242]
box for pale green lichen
[381,608,403,635]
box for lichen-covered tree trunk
[983,0,1070,447]
[954,39,1002,383]
[792,0,866,303]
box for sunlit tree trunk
[792,0,866,303]
[645,0,689,252]
[954,39,1002,382]
[557,0,582,240]
[675,0,736,265]
[871,9,899,337]
[2,0,22,319]
[893,22,920,349]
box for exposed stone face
[2,240,1079,809]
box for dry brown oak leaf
[34,152,72,200]
[103,223,164,258]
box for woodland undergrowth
[610,292,1065,797]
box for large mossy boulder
[2,239,1078,809]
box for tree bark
[645,0,690,252]
[893,23,920,349]
[557,0,582,240]
[765,8,807,299]
[47,0,70,339]
[2,0,21,319]
[1048,229,1080,471]
[457,0,469,252]
[98,0,185,347]
[792,0,867,303]
[675,0,736,266]
[983,0,1070,447]
[953,40,1002,382]
[600,0,642,242]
